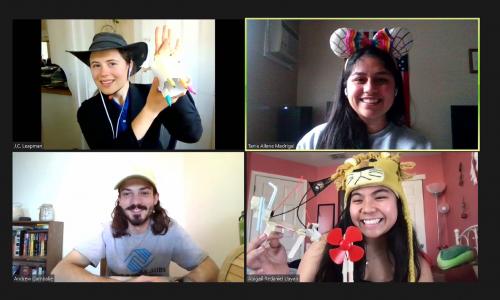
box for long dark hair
[314,196,422,282]
[317,46,406,149]
[111,188,170,238]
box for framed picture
[469,49,478,73]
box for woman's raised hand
[155,25,180,59]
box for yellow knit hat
[330,152,417,282]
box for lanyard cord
[100,91,125,140]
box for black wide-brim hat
[67,32,148,76]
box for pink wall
[406,154,446,262]
[306,164,340,228]
[407,153,478,262]
[441,152,479,247]
[246,152,479,264]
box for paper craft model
[144,51,196,106]
[250,182,321,260]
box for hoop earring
[394,89,398,96]
[344,87,348,96]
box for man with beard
[51,173,219,282]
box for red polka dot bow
[327,226,365,264]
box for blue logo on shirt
[125,248,153,273]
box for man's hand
[247,232,289,275]
[51,250,117,282]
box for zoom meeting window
[14,19,216,151]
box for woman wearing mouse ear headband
[68,26,202,149]
[296,27,431,150]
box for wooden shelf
[12,221,64,276]
[13,221,51,226]
[13,256,47,262]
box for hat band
[89,40,126,51]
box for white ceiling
[254,152,440,167]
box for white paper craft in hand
[142,46,196,103]
[150,53,195,99]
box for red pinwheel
[327,226,365,265]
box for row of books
[12,227,49,257]
[12,264,46,278]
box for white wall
[44,19,215,150]
[12,152,243,276]
[246,20,298,145]
[297,20,478,149]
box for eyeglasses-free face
[90,49,130,96]
[117,178,159,227]
[349,185,398,240]
[345,56,396,129]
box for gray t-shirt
[296,122,432,150]
[75,219,207,276]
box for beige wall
[297,19,478,149]
[247,20,298,145]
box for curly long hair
[111,186,170,238]
[317,46,406,149]
[314,196,422,282]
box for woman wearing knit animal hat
[247,152,433,282]
[68,26,202,149]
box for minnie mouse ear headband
[67,32,148,76]
[330,27,413,62]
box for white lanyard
[100,91,125,140]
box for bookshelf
[12,221,63,281]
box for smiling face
[349,185,398,240]
[89,49,130,95]
[345,55,396,127]
[117,178,159,227]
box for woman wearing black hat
[68,26,202,149]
